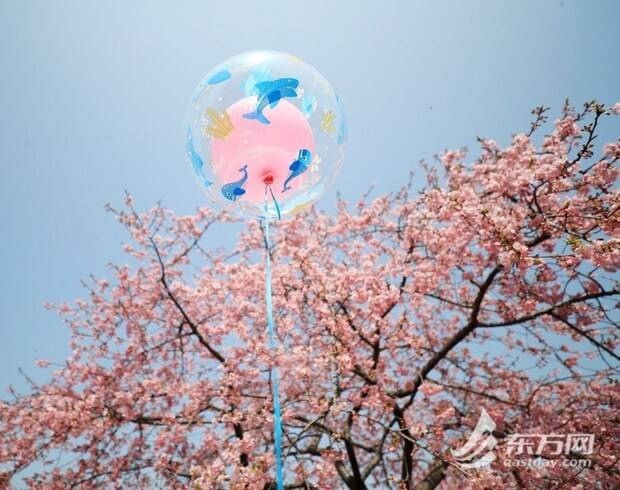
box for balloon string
[266,184,282,221]
[264,208,284,490]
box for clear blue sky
[1,1,618,391]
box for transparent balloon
[185,50,346,219]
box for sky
[0,0,619,393]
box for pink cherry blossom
[1,101,619,489]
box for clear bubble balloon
[185,50,346,219]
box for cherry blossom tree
[1,101,619,489]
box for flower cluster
[1,102,618,489]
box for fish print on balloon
[243,78,300,124]
[192,69,233,102]
[337,117,347,145]
[208,69,232,85]
[283,149,312,192]
[186,130,212,187]
[301,94,317,117]
[221,165,249,201]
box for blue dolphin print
[282,149,312,192]
[301,94,317,117]
[243,78,299,124]
[221,164,249,201]
[208,69,231,85]
[337,117,347,145]
[191,69,232,102]
[186,130,213,187]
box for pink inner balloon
[211,97,315,204]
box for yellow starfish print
[203,108,234,139]
[320,110,336,134]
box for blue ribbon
[264,209,284,490]
[267,185,282,221]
